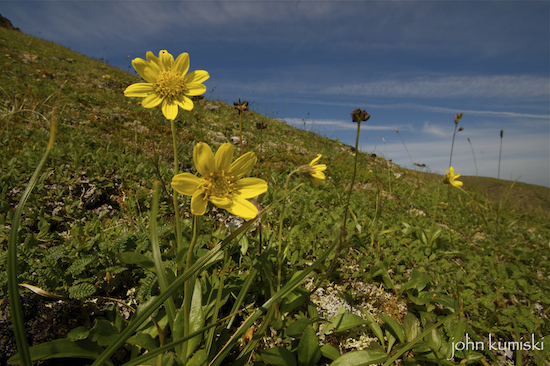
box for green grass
[1,26,549,365]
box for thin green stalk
[277,169,300,291]
[8,111,57,366]
[315,120,361,290]
[182,214,200,363]
[170,119,183,263]
[239,112,243,155]
[150,181,177,339]
[496,130,504,236]
[467,137,478,177]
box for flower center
[154,71,187,101]
[205,171,235,198]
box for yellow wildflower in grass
[300,154,327,186]
[171,142,267,220]
[445,166,463,188]
[124,50,209,120]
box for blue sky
[4,1,549,187]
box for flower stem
[182,214,200,362]
[150,181,177,337]
[315,120,361,290]
[277,169,300,291]
[239,112,244,155]
[170,119,184,262]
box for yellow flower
[300,154,327,186]
[171,142,267,220]
[445,166,463,188]
[124,50,209,120]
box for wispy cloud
[320,75,549,100]
[422,121,446,137]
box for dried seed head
[234,99,249,114]
[351,108,370,123]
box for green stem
[239,113,243,155]
[449,122,459,168]
[182,214,200,363]
[277,169,300,292]
[170,119,184,264]
[150,181,177,340]
[314,120,361,290]
[8,113,57,366]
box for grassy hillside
[1,26,549,366]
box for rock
[205,103,220,112]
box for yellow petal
[314,164,327,172]
[230,152,257,178]
[146,51,160,66]
[141,93,163,108]
[235,178,268,199]
[194,142,215,177]
[185,70,210,84]
[186,83,208,96]
[175,96,194,111]
[210,196,232,209]
[159,50,174,71]
[131,58,157,83]
[162,99,179,120]
[124,83,154,97]
[171,173,201,196]
[311,171,325,180]
[309,177,323,186]
[191,190,208,216]
[227,196,258,220]
[215,143,234,172]
[310,154,322,166]
[174,52,190,76]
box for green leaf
[8,339,112,366]
[325,312,366,334]
[402,269,431,292]
[261,347,297,366]
[126,333,157,351]
[117,252,156,273]
[297,325,321,366]
[379,314,405,343]
[286,318,313,338]
[187,349,208,366]
[239,234,249,255]
[281,287,307,315]
[89,318,120,347]
[424,321,443,352]
[330,350,388,366]
[362,312,384,348]
[68,282,96,299]
[67,326,89,341]
[403,313,421,342]
[188,278,204,358]
[320,344,340,361]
